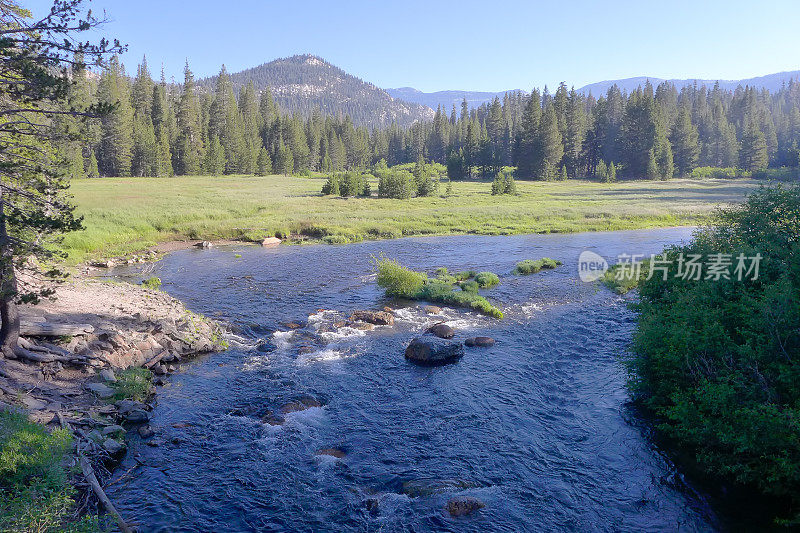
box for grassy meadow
[63,174,761,263]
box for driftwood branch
[20,322,95,336]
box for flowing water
[106,228,720,532]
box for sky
[24,0,800,92]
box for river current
[106,228,720,532]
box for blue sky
[25,0,800,92]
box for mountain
[385,87,522,112]
[577,71,800,95]
[197,55,433,128]
[388,71,800,111]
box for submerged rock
[102,438,126,458]
[314,448,346,459]
[405,337,464,365]
[261,410,285,426]
[465,336,495,347]
[350,310,394,326]
[446,497,485,517]
[138,425,155,438]
[426,323,455,339]
[280,396,323,415]
[124,409,149,424]
[424,305,442,314]
[401,478,480,498]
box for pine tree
[97,56,134,176]
[203,136,227,175]
[740,120,769,171]
[564,88,586,177]
[670,106,699,176]
[0,0,121,357]
[256,146,272,176]
[275,140,294,175]
[535,103,564,180]
[516,89,541,177]
[175,62,203,175]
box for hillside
[197,55,433,128]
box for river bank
[0,273,228,529]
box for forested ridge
[64,55,800,181]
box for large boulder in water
[405,337,464,365]
[426,323,455,339]
[350,310,394,326]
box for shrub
[491,170,517,195]
[474,271,500,288]
[690,166,746,179]
[0,411,102,532]
[600,260,651,294]
[415,174,439,197]
[321,174,340,195]
[630,186,800,524]
[111,367,153,402]
[378,170,414,199]
[322,172,370,197]
[375,257,427,298]
[514,258,563,275]
[141,276,162,290]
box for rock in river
[465,336,495,347]
[426,323,455,339]
[446,497,485,517]
[350,310,394,326]
[404,337,464,365]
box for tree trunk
[0,185,19,359]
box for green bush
[0,411,102,532]
[378,170,414,199]
[514,258,563,275]
[141,276,162,290]
[630,186,800,524]
[690,166,745,179]
[375,257,428,298]
[111,367,153,402]
[322,172,370,197]
[600,260,651,294]
[491,170,517,195]
[474,271,500,288]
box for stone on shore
[261,237,282,246]
[124,409,150,424]
[102,438,126,458]
[86,382,115,399]
[100,369,116,382]
[404,337,464,365]
[465,336,495,347]
[426,323,455,339]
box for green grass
[601,260,651,294]
[63,175,760,263]
[110,367,153,402]
[515,258,563,274]
[0,411,102,532]
[375,258,503,318]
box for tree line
[65,57,800,180]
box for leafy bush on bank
[629,186,800,524]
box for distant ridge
[388,71,800,110]
[197,54,434,128]
[577,71,800,95]
[385,87,523,112]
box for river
[106,228,720,532]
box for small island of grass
[514,258,562,274]
[375,260,504,318]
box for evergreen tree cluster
[68,57,800,180]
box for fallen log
[143,350,168,369]
[20,322,95,337]
[78,448,134,533]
